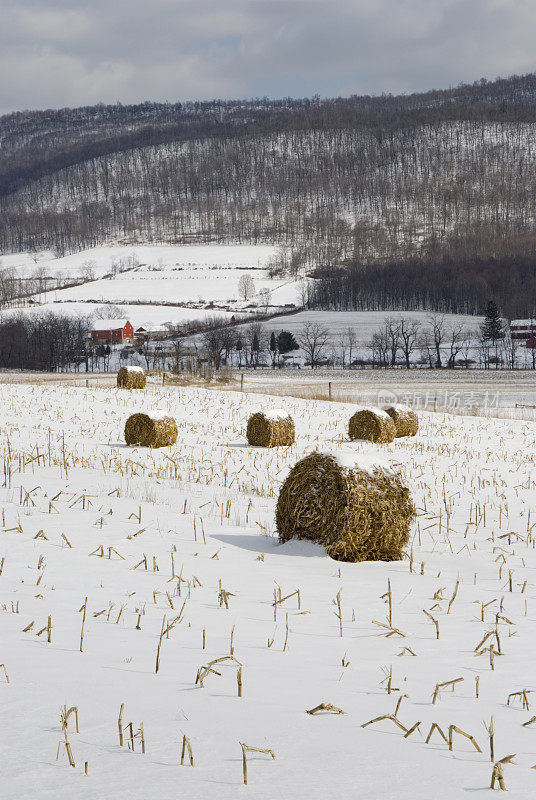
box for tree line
[309,252,536,319]
[0,313,89,371]
[195,311,535,371]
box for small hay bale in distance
[384,405,419,437]
[124,413,177,448]
[348,408,396,444]
[246,410,295,448]
[117,366,146,389]
[276,451,415,562]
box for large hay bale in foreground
[348,408,396,444]
[276,451,415,562]
[384,405,419,437]
[246,410,295,447]
[117,366,146,389]
[124,413,177,448]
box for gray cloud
[1,0,536,114]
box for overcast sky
[1,0,535,115]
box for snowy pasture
[1,244,277,281]
[1,383,536,798]
[12,243,302,322]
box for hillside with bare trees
[4,74,536,315]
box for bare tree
[298,321,329,368]
[137,337,152,369]
[398,318,421,369]
[80,260,96,281]
[369,330,389,368]
[219,326,236,365]
[447,323,466,368]
[170,340,184,373]
[428,314,446,368]
[298,278,311,308]
[238,274,255,301]
[384,318,401,367]
[201,327,225,369]
[503,326,520,370]
[337,331,348,368]
[460,328,477,368]
[92,304,126,320]
[417,330,434,368]
[258,287,272,312]
[338,326,357,368]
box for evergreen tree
[235,337,243,368]
[277,330,299,354]
[481,301,505,343]
[481,300,505,369]
[269,332,277,366]
[251,332,259,367]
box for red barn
[91,319,133,344]
[510,320,536,342]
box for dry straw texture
[384,405,419,437]
[117,367,146,390]
[124,414,178,448]
[276,452,415,562]
[348,409,396,444]
[246,411,295,448]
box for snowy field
[2,381,536,798]
[5,243,304,321]
[39,268,298,307]
[1,244,277,281]
[260,309,483,338]
[3,301,240,329]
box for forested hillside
[3,74,536,315]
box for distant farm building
[91,319,134,344]
[510,320,536,347]
[134,323,169,341]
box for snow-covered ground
[260,309,482,338]
[0,245,301,319]
[39,266,298,308]
[1,244,277,280]
[1,381,536,798]
[2,301,240,329]
[2,243,305,326]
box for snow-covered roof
[136,323,167,332]
[91,319,130,331]
[510,320,536,327]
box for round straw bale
[348,408,396,443]
[276,451,415,562]
[384,405,419,437]
[117,366,146,389]
[246,410,295,447]
[124,413,177,448]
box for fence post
[241,374,244,392]
[328,381,332,401]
